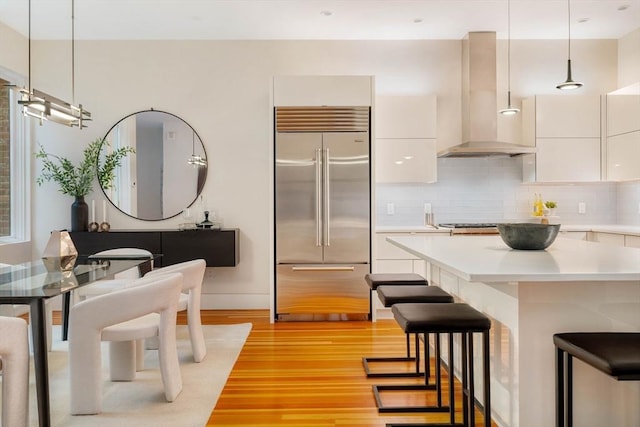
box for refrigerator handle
[315,148,322,247]
[323,148,330,246]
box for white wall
[1,35,632,308]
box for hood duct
[438,32,536,158]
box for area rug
[23,323,252,427]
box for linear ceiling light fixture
[499,0,520,115]
[187,131,207,167]
[556,0,583,90]
[18,0,91,128]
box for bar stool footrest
[363,356,424,378]
[373,384,448,413]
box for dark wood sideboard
[69,229,239,267]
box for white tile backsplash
[376,157,640,226]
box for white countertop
[375,225,450,233]
[377,224,640,236]
[387,234,640,282]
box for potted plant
[36,138,135,231]
[544,200,558,216]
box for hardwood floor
[199,310,496,427]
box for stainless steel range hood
[438,32,536,158]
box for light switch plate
[578,202,586,214]
[386,203,395,215]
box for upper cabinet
[606,92,640,181]
[273,75,373,106]
[522,95,602,183]
[374,95,437,183]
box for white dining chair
[143,259,207,362]
[0,315,30,427]
[76,248,153,300]
[68,272,183,415]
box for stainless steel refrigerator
[274,106,371,321]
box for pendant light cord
[507,0,512,93]
[71,0,75,104]
[567,0,572,60]
[27,0,31,93]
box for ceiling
[0,0,638,41]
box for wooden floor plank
[200,310,496,427]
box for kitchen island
[387,235,640,427]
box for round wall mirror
[100,109,207,221]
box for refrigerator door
[322,132,370,264]
[275,132,324,263]
[276,263,370,317]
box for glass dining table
[0,256,154,427]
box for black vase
[71,196,89,232]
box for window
[0,79,11,237]
[0,72,28,243]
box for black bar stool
[553,332,640,427]
[363,273,430,378]
[375,302,492,427]
[364,285,454,378]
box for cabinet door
[375,95,437,138]
[590,232,625,246]
[607,94,640,136]
[536,95,601,138]
[559,231,587,240]
[625,235,640,249]
[375,234,419,260]
[607,131,640,181]
[536,138,601,182]
[374,259,414,274]
[375,138,437,183]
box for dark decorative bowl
[497,223,561,250]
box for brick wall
[0,79,11,237]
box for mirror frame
[100,109,207,221]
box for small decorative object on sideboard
[497,223,561,250]
[36,138,134,232]
[99,200,110,232]
[198,210,218,229]
[88,200,99,232]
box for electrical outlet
[638,202,640,214]
[578,202,586,214]
[386,203,395,215]
[424,203,432,214]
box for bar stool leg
[469,333,476,427]
[483,330,491,427]
[448,333,455,425]
[556,347,565,427]
[461,333,469,427]
[567,354,573,427]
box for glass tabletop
[0,258,152,299]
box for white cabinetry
[588,231,640,248]
[522,95,602,182]
[273,75,373,106]
[606,93,640,181]
[375,95,437,183]
[559,231,588,240]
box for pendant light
[187,131,207,167]
[18,0,91,128]
[556,0,583,90]
[499,0,519,115]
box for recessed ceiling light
[577,17,590,23]
[403,156,414,160]
[320,10,333,16]
[394,160,403,165]
[413,18,423,24]
[617,4,630,11]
